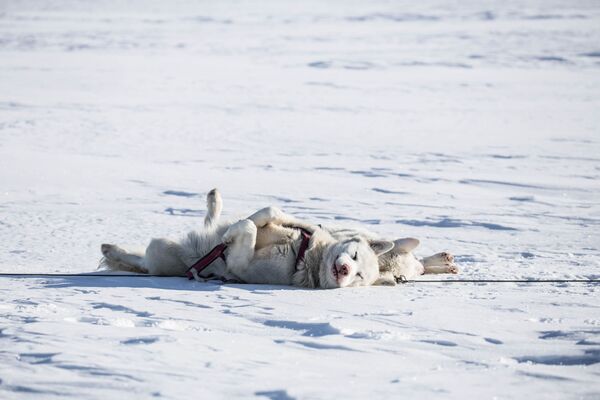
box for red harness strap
[294,228,312,270]
[186,243,228,280]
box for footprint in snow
[420,339,458,347]
[484,337,503,344]
[255,389,296,400]
[91,302,153,318]
[121,336,160,345]
[262,320,340,337]
[18,353,59,365]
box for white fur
[101,189,395,289]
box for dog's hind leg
[101,244,148,273]
[421,252,458,274]
[143,238,188,276]
[204,188,223,228]
[221,219,257,281]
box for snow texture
[1,0,599,398]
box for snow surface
[1,0,599,398]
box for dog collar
[294,228,312,270]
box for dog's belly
[243,244,297,285]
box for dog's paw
[222,219,256,244]
[101,244,122,260]
[221,232,234,245]
[373,277,397,286]
[440,252,454,264]
[101,243,113,256]
[206,188,222,207]
[205,188,223,228]
[249,206,285,227]
[447,265,459,274]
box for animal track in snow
[91,302,153,318]
[262,320,340,337]
[515,350,600,366]
[420,339,458,347]
[121,336,160,345]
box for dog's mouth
[332,265,340,282]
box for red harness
[186,243,228,280]
[294,228,312,270]
[185,227,312,281]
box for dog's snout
[334,263,350,277]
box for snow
[1,0,599,398]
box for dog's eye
[356,272,363,279]
[352,251,358,260]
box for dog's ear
[392,238,420,253]
[369,240,394,256]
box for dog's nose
[335,264,350,277]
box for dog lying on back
[101,189,458,288]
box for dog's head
[320,237,394,288]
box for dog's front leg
[248,206,318,234]
[421,252,459,274]
[247,206,297,228]
[373,270,397,286]
[255,223,298,250]
[222,219,257,280]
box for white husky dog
[101,189,457,288]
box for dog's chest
[253,242,297,267]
